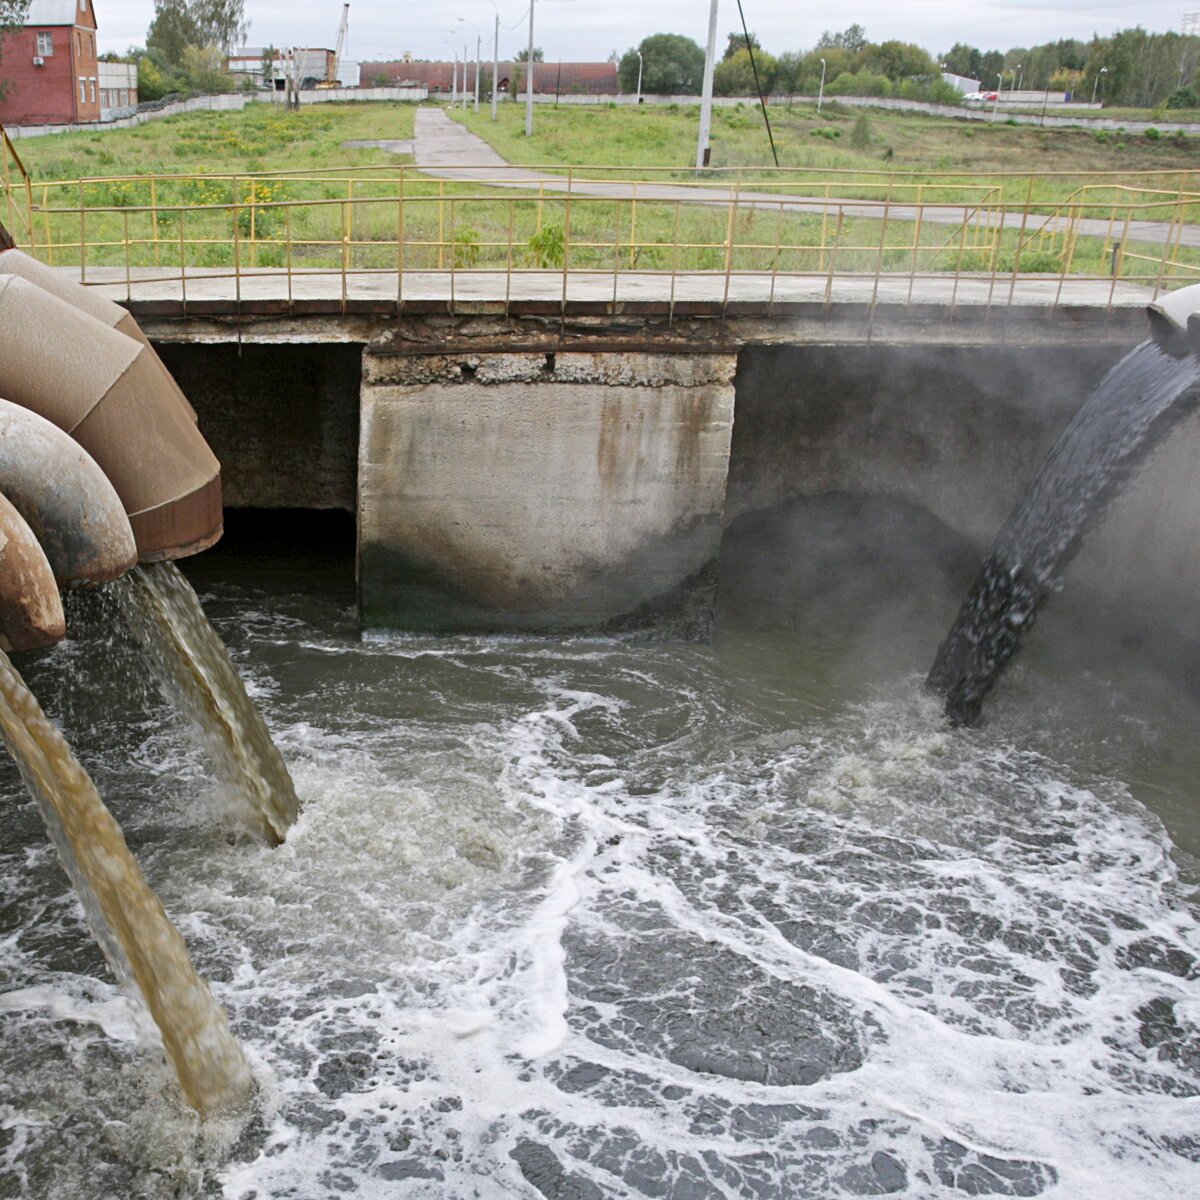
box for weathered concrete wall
[358,350,736,630]
[725,339,1200,636]
[151,317,1199,638]
[157,343,361,511]
[725,343,1136,548]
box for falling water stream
[115,562,300,845]
[929,340,1200,724]
[0,650,253,1117]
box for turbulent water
[115,562,300,845]
[0,518,1198,1198]
[0,649,253,1119]
[929,340,1200,724]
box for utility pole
[491,7,500,121]
[695,0,718,168]
[524,0,535,136]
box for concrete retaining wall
[358,348,736,630]
[147,314,1200,639]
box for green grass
[13,101,417,180]
[451,100,1200,204]
[5,99,1198,281]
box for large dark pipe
[0,490,66,652]
[0,247,196,421]
[0,275,222,561]
[0,399,137,586]
[1147,283,1200,358]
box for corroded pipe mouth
[0,399,138,588]
[0,490,66,653]
[0,240,223,649]
[1147,284,1200,357]
[0,274,223,563]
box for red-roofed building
[362,60,618,96]
[0,0,102,125]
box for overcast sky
[94,2,1199,64]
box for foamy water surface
[0,575,1197,1199]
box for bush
[527,223,565,267]
[810,127,841,140]
[826,70,892,98]
[1166,87,1199,109]
[1145,127,1161,141]
[849,114,871,149]
[451,227,481,267]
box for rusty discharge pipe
[0,248,196,420]
[0,275,221,561]
[0,399,137,587]
[0,490,66,652]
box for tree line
[618,23,1200,109]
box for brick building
[363,60,618,96]
[0,0,101,126]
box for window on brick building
[36,32,53,56]
[79,79,86,103]
[89,78,96,102]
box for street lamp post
[1091,66,1108,105]
[991,72,1002,120]
[451,47,458,106]
[636,50,643,103]
[695,0,719,169]
[458,21,482,112]
[479,0,500,123]
[1015,63,1023,93]
[474,35,481,111]
[817,57,826,112]
[524,0,535,136]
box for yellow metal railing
[0,127,34,249]
[4,162,1200,311]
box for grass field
[11,103,416,180]
[3,99,1197,282]
[451,100,1200,201]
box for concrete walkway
[410,108,1200,249]
[73,263,1157,322]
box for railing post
[42,183,53,265]
[78,180,86,284]
[151,177,161,266]
[561,177,572,315]
[722,174,740,309]
[628,181,638,270]
[437,179,445,269]
[231,174,242,307]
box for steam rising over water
[1,542,1198,1197]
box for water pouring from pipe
[115,561,300,845]
[0,649,255,1115]
[929,285,1200,724]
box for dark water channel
[0,504,1197,1199]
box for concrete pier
[358,349,736,629]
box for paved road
[409,108,1200,250]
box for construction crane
[328,4,350,87]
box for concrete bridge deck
[76,266,1154,347]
